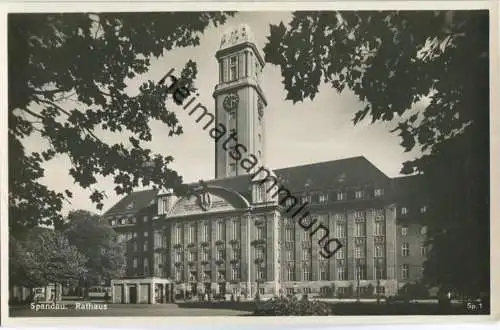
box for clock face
[223,94,239,111]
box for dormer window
[301,195,311,204]
[337,192,346,201]
[374,188,384,197]
[120,218,126,225]
[126,202,134,210]
[355,191,364,199]
[111,219,116,226]
[420,205,427,213]
[401,207,408,215]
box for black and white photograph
[2,2,495,323]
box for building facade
[105,25,429,303]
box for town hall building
[106,25,429,304]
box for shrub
[254,295,333,316]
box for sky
[22,11,422,216]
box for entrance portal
[129,285,137,304]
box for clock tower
[213,24,267,179]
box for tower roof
[220,24,255,50]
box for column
[238,52,245,80]
[241,214,249,283]
[311,213,320,282]
[266,214,275,282]
[244,51,249,77]
[346,210,356,281]
[150,281,156,304]
[366,209,375,280]
[329,212,336,282]
[294,220,301,282]
[385,205,397,280]
[219,60,223,83]
[124,283,129,304]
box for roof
[103,156,392,216]
[104,189,158,217]
[391,174,426,203]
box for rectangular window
[201,223,209,242]
[355,223,366,237]
[143,241,148,252]
[285,227,294,241]
[420,245,428,257]
[132,256,138,268]
[420,226,428,235]
[143,257,149,275]
[355,264,366,280]
[231,267,240,280]
[375,245,384,258]
[374,222,385,236]
[217,248,225,261]
[401,264,410,279]
[401,207,408,215]
[301,195,311,204]
[335,224,345,238]
[375,262,386,280]
[217,270,225,281]
[229,56,238,81]
[302,249,310,260]
[256,247,265,260]
[232,220,240,240]
[189,224,196,244]
[319,194,328,203]
[286,249,294,261]
[337,262,346,280]
[303,268,311,281]
[375,209,385,217]
[287,266,295,281]
[202,248,209,261]
[232,248,239,260]
[337,192,346,201]
[175,226,182,244]
[401,226,408,236]
[355,210,364,219]
[256,226,265,240]
[420,205,427,213]
[111,219,116,226]
[143,216,148,223]
[229,110,236,120]
[355,245,365,258]
[217,222,225,241]
[335,247,344,259]
[175,250,182,263]
[257,267,265,280]
[188,251,196,262]
[355,191,364,199]
[144,231,148,237]
[402,242,410,257]
[175,269,182,281]
[374,188,384,197]
[319,264,328,280]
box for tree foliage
[8,12,233,236]
[9,228,88,289]
[264,11,489,297]
[62,210,126,286]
